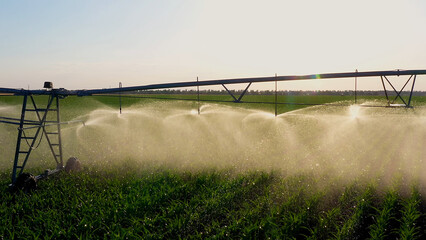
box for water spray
[0,69,425,190]
[349,105,361,119]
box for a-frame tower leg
[11,94,64,185]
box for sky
[0,0,425,91]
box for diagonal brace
[237,82,252,102]
[390,75,413,104]
[407,75,417,107]
[221,82,252,103]
[221,84,238,102]
[383,76,408,106]
[380,76,390,104]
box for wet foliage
[1,168,425,239]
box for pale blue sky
[1,0,425,90]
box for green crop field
[1,94,426,239]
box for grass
[1,94,426,239]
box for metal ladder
[11,94,63,183]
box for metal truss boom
[1,69,426,97]
[1,68,426,188]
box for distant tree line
[128,89,426,96]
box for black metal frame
[380,74,417,107]
[9,94,64,184]
[221,82,252,103]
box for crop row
[0,167,425,239]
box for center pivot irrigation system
[1,69,425,191]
